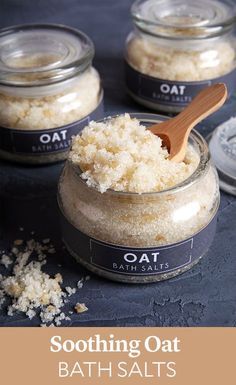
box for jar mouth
[131,0,236,40]
[69,112,210,197]
[0,24,94,87]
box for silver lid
[0,24,94,87]
[131,0,236,39]
[208,117,236,196]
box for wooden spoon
[149,83,228,162]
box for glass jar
[0,24,103,164]
[208,117,236,196]
[125,0,236,113]
[58,113,220,284]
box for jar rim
[0,23,94,87]
[69,112,211,197]
[131,0,236,40]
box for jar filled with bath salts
[125,0,236,113]
[58,113,220,283]
[0,24,103,164]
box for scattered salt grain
[0,238,89,326]
[26,309,36,319]
[75,303,88,313]
[14,239,23,246]
[42,239,50,244]
[54,312,71,326]
[7,306,14,316]
[77,279,84,289]
[40,323,55,328]
[0,289,5,307]
[0,240,64,326]
[0,254,13,268]
[55,273,63,284]
[65,287,76,296]
[48,248,56,254]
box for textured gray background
[0,0,236,326]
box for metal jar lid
[208,117,236,196]
[131,0,236,39]
[0,24,94,87]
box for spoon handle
[172,83,227,133]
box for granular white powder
[0,289,5,308]
[0,67,100,130]
[70,113,199,193]
[127,37,235,81]
[0,239,88,326]
[65,287,77,296]
[0,254,13,268]
[75,303,88,313]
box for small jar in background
[125,0,236,113]
[58,113,220,284]
[0,24,103,164]
[208,116,236,196]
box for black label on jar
[125,61,236,107]
[60,207,217,277]
[0,98,104,155]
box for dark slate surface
[0,0,236,327]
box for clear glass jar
[208,117,236,196]
[58,113,220,283]
[0,24,103,164]
[125,0,236,113]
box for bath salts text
[50,334,180,379]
